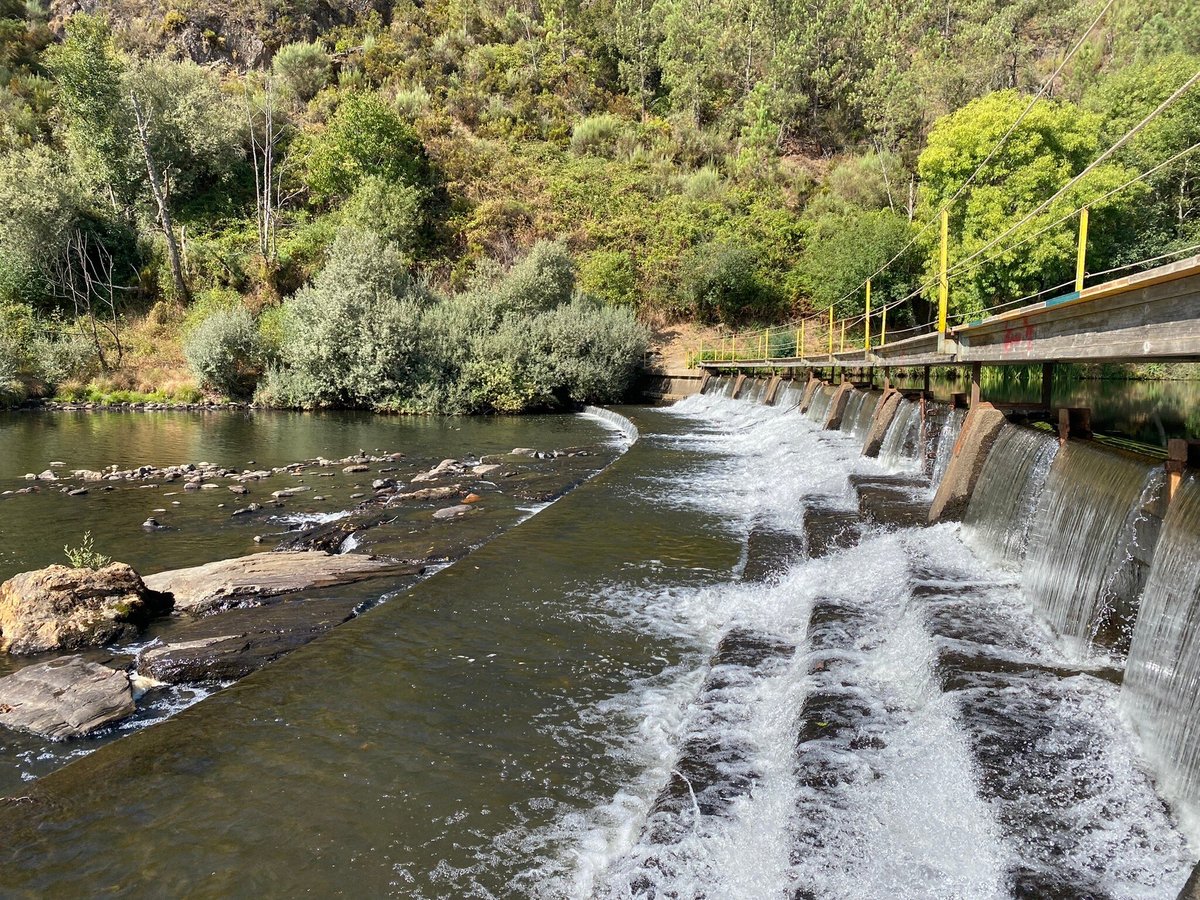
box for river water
[0,398,1195,897]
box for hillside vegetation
[0,0,1197,409]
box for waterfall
[838,392,865,434]
[777,382,804,410]
[806,386,834,423]
[930,408,967,489]
[1122,476,1200,833]
[841,392,882,443]
[962,425,1059,569]
[1022,442,1164,660]
[582,406,640,445]
[878,400,922,472]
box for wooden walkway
[699,255,1200,371]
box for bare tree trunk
[130,91,189,303]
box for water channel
[0,396,1196,897]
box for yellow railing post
[937,208,949,353]
[864,278,872,353]
[828,307,834,356]
[839,319,846,353]
[732,333,737,361]
[1075,206,1089,293]
[880,304,887,348]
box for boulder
[433,504,475,520]
[143,551,424,615]
[0,564,173,655]
[0,656,135,739]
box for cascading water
[878,399,922,472]
[805,385,834,423]
[841,391,882,444]
[930,408,968,489]
[1022,441,1165,660]
[1122,475,1200,837]
[962,425,1059,569]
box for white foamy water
[517,386,1194,899]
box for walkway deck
[699,255,1200,370]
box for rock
[511,448,537,457]
[271,486,310,499]
[229,485,249,495]
[0,656,135,739]
[37,470,58,481]
[137,599,361,684]
[433,504,475,520]
[48,461,65,468]
[343,464,369,474]
[472,464,502,475]
[67,488,88,497]
[463,493,482,504]
[142,517,164,530]
[0,564,173,655]
[390,484,462,503]
[142,551,424,615]
[371,478,395,491]
[411,459,463,483]
[184,481,201,491]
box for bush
[570,114,625,157]
[183,305,263,399]
[272,41,330,104]
[578,250,637,306]
[339,176,425,256]
[265,229,429,408]
[64,531,111,569]
[682,242,772,324]
[298,92,433,205]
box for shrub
[298,92,433,205]
[272,41,330,104]
[682,241,771,324]
[578,250,637,306]
[183,305,263,399]
[266,229,429,408]
[484,238,575,316]
[64,531,111,569]
[339,176,425,255]
[570,114,625,157]
[682,164,724,201]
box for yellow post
[828,307,834,356]
[938,208,949,352]
[864,279,872,352]
[732,333,737,361]
[1075,206,1089,293]
[839,319,846,354]
[880,304,887,347]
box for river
[0,398,1194,897]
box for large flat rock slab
[143,551,423,615]
[138,598,360,684]
[0,656,134,739]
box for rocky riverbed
[0,428,623,790]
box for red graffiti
[1002,319,1035,354]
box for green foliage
[578,249,638,305]
[570,114,626,157]
[183,305,263,399]
[801,209,918,317]
[682,241,773,324]
[63,531,111,569]
[264,228,429,408]
[298,92,433,205]
[339,175,425,255]
[0,146,81,304]
[272,41,330,105]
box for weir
[696,372,1200,850]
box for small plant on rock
[64,531,111,569]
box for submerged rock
[138,598,361,684]
[142,551,424,615]
[0,656,135,739]
[0,564,173,655]
[432,504,475,520]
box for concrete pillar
[699,371,712,394]
[862,389,902,457]
[927,403,1008,522]
[1167,438,1189,503]
[732,373,747,399]
[823,382,855,430]
[764,376,783,405]
[1057,407,1092,444]
[799,376,822,413]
